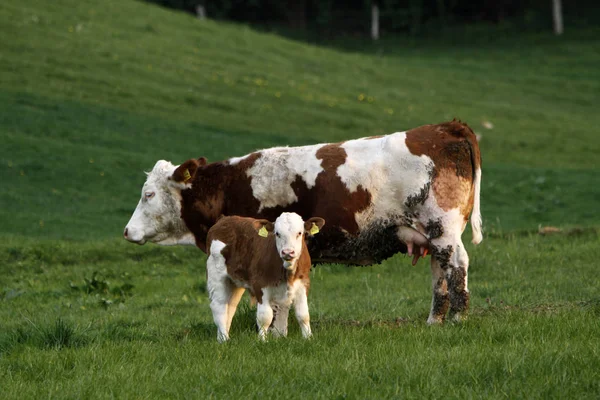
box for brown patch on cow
[405,119,481,219]
[432,168,473,215]
[314,144,371,235]
[179,153,263,252]
[207,216,312,303]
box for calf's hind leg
[226,287,245,333]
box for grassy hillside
[1,0,600,239]
[1,0,599,398]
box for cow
[206,212,325,342]
[124,120,482,324]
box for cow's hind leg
[427,257,449,325]
[429,236,470,323]
[447,242,470,321]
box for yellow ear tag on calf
[258,226,268,237]
[183,169,191,182]
[310,223,320,235]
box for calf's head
[254,212,325,270]
[123,158,206,245]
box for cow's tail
[470,166,483,244]
[463,125,483,245]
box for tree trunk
[552,0,564,35]
[371,4,379,40]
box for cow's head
[254,213,325,270]
[123,158,206,245]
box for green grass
[1,0,599,398]
[1,232,599,398]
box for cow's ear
[252,219,274,237]
[304,217,325,235]
[170,159,201,187]
[197,157,208,166]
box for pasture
[1,0,599,398]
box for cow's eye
[144,191,155,200]
[275,232,280,238]
[297,232,302,237]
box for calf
[206,212,325,342]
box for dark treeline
[145,0,595,37]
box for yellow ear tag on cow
[258,226,268,237]
[183,169,191,182]
[310,223,320,235]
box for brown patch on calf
[207,216,312,303]
[405,120,481,219]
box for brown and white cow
[206,213,325,342]
[124,120,482,324]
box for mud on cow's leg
[427,257,449,325]
[429,240,470,323]
[447,244,470,322]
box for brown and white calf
[124,120,482,324]
[206,213,325,342]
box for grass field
[1,0,599,398]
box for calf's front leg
[256,301,274,341]
[293,285,312,339]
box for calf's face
[256,213,325,270]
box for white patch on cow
[228,154,251,165]
[246,145,325,211]
[336,133,434,229]
[124,160,193,246]
[273,212,306,270]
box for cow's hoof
[426,315,444,325]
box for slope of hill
[1,0,599,239]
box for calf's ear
[169,158,204,188]
[252,219,274,236]
[305,217,325,235]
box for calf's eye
[144,191,155,200]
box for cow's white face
[273,213,307,270]
[124,160,193,246]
